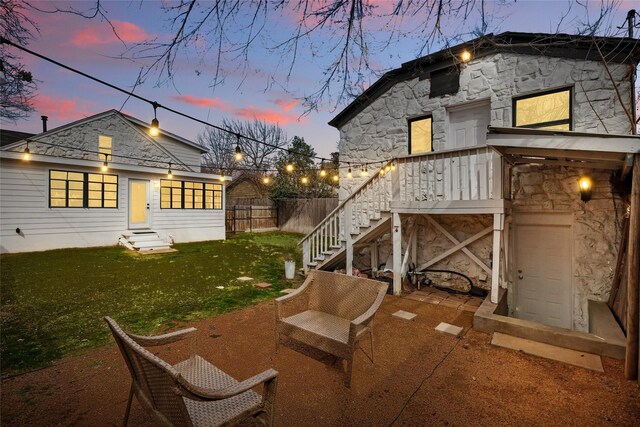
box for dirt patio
[2,295,639,426]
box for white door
[129,179,150,229]
[448,102,490,148]
[447,102,491,199]
[515,215,572,329]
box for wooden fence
[224,197,339,234]
[277,198,339,234]
[225,205,278,233]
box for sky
[3,1,637,160]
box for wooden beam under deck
[391,199,508,215]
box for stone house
[0,110,227,253]
[300,32,639,337]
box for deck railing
[395,145,502,203]
[300,145,502,271]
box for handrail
[299,144,496,245]
[298,158,395,244]
[395,144,490,161]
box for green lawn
[0,232,303,374]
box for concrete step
[128,234,162,243]
[133,240,170,249]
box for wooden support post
[625,154,639,381]
[491,213,504,304]
[303,239,310,274]
[393,213,402,295]
[345,199,353,276]
[411,216,418,269]
[401,224,417,278]
[370,242,379,277]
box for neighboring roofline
[0,130,35,148]
[328,32,640,129]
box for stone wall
[11,113,180,169]
[510,164,625,332]
[339,50,631,332]
[337,52,634,199]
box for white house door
[447,102,491,199]
[448,102,490,148]
[129,179,150,229]
[514,214,572,329]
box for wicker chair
[275,270,387,387]
[105,316,278,427]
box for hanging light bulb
[22,140,31,161]
[379,168,385,176]
[234,134,243,162]
[390,162,396,171]
[384,164,391,173]
[149,102,160,137]
[263,175,270,185]
[364,164,369,176]
[286,163,294,173]
[301,176,309,185]
[319,165,327,177]
[332,174,339,182]
[167,162,173,179]
[101,153,109,172]
[347,166,352,179]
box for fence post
[249,206,253,232]
[233,205,237,234]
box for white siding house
[0,110,227,253]
[301,32,640,335]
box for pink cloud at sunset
[71,20,151,47]
[235,105,303,125]
[173,94,304,125]
[171,95,231,110]
[32,95,95,122]
[274,99,300,112]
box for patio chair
[275,270,387,387]
[105,316,278,427]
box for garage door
[515,214,573,329]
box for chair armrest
[349,290,386,337]
[274,277,312,319]
[179,369,279,401]
[127,327,197,347]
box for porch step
[120,230,173,252]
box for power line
[0,36,358,165]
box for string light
[301,176,309,185]
[22,140,31,161]
[149,102,160,137]
[391,162,396,171]
[286,163,294,173]
[101,153,109,172]
[1,38,405,171]
[332,174,339,182]
[263,175,270,184]
[234,134,243,162]
[384,165,391,173]
[319,165,326,177]
[460,50,472,62]
[167,162,173,179]
[347,164,352,179]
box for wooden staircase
[301,160,395,272]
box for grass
[0,232,303,374]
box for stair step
[132,241,170,249]
[330,245,342,249]
[307,262,318,267]
[128,234,161,243]
[314,256,325,261]
[322,251,334,255]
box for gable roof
[0,130,35,148]
[329,32,640,129]
[0,109,207,154]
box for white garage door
[515,214,573,329]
